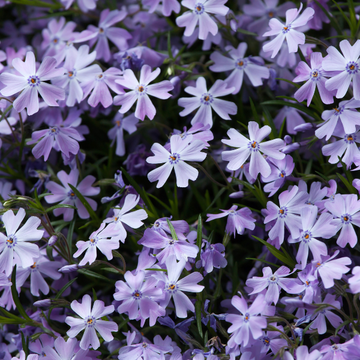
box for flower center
[49,126,59,136]
[6,235,16,248]
[263,336,270,346]
[341,213,352,224]
[86,317,96,327]
[53,37,59,44]
[282,25,291,33]
[68,69,77,79]
[279,170,286,178]
[132,290,143,300]
[344,133,356,144]
[346,61,359,74]
[244,313,250,322]
[169,153,180,164]
[194,3,205,14]
[67,190,77,200]
[28,75,40,87]
[97,73,104,80]
[268,11,274,17]
[166,282,177,293]
[99,27,104,34]
[136,84,147,95]
[278,206,288,218]
[235,58,248,69]
[248,140,260,152]
[269,275,277,283]
[301,230,312,243]
[200,93,213,105]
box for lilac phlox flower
[307,0,330,30]
[226,293,267,348]
[313,250,351,289]
[116,46,167,69]
[151,217,189,240]
[323,39,360,100]
[107,112,139,157]
[176,0,230,40]
[60,0,98,12]
[273,105,306,135]
[322,130,360,168]
[124,144,155,177]
[158,316,194,345]
[138,228,199,263]
[114,270,165,326]
[146,134,207,188]
[246,266,303,305]
[65,294,117,350]
[28,334,55,359]
[0,51,65,115]
[197,240,227,273]
[324,194,360,248]
[262,155,295,196]
[0,208,43,276]
[221,122,285,179]
[114,64,173,120]
[282,345,320,360]
[77,9,131,62]
[0,272,15,310]
[11,350,38,360]
[45,169,100,221]
[262,4,315,58]
[159,256,204,318]
[206,205,256,237]
[103,194,147,243]
[41,17,77,59]
[310,294,343,335]
[16,255,62,296]
[258,326,288,356]
[178,77,237,128]
[319,338,360,360]
[297,266,319,304]
[52,45,100,107]
[209,43,270,94]
[299,180,328,207]
[349,266,360,294]
[289,206,337,269]
[0,116,16,136]
[143,0,181,16]
[315,98,360,140]
[73,222,121,266]
[81,67,124,108]
[0,180,16,207]
[293,52,335,106]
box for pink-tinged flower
[226,294,267,348]
[176,0,229,40]
[0,51,65,116]
[293,52,334,106]
[74,223,121,266]
[209,43,270,94]
[0,208,43,276]
[206,205,256,237]
[146,134,207,188]
[315,99,360,141]
[246,266,303,305]
[114,270,165,326]
[221,122,285,179]
[297,267,319,304]
[60,0,98,12]
[65,294,118,350]
[178,77,237,128]
[52,45,100,107]
[323,40,360,100]
[45,169,100,221]
[160,256,204,318]
[262,4,315,58]
[11,350,39,360]
[103,194,148,242]
[313,250,351,289]
[282,346,320,360]
[348,266,360,294]
[197,240,227,273]
[325,194,360,248]
[114,64,173,120]
[143,0,181,16]
[43,337,94,360]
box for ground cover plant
[1,0,360,359]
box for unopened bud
[48,235,58,246]
[284,135,292,145]
[59,264,79,273]
[33,299,51,308]
[294,123,313,132]
[282,143,300,154]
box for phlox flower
[282,346,320,360]
[273,104,306,135]
[114,64,173,120]
[221,121,285,179]
[197,240,227,274]
[176,0,230,40]
[349,266,360,294]
[65,294,117,350]
[146,134,207,188]
[262,4,315,58]
[45,169,100,221]
[114,270,165,326]
[143,0,181,16]
[246,266,303,305]
[226,294,267,348]
[0,51,65,116]
[0,208,43,276]
[11,350,39,360]
[298,180,328,207]
[209,43,270,94]
[323,39,360,100]
[296,266,319,304]
[293,52,334,106]
[74,223,121,266]
[206,205,256,237]
[43,337,93,360]
[60,0,98,13]
[103,194,148,242]
[160,256,204,318]
[178,77,237,128]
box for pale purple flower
[11,350,38,360]
[197,240,227,273]
[246,266,303,305]
[282,346,320,360]
[103,194,148,242]
[221,122,285,179]
[297,267,319,304]
[209,43,270,94]
[73,223,121,266]
[323,39,360,100]
[293,52,334,106]
[114,64,173,120]
[0,51,65,115]
[0,116,16,136]
[348,266,360,294]
[43,337,93,360]
[160,256,204,318]
[143,0,181,16]
[0,208,43,276]
[146,134,207,188]
[65,294,118,350]
[178,77,236,128]
[262,4,315,58]
[315,98,360,140]
[273,105,306,135]
[176,0,230,40]
[60,0,98,12]
[206,205,256,237]
[298,180,328,207]
[45,169,100,221]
